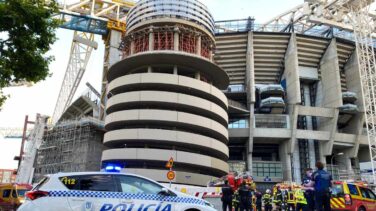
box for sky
[0,0,304,169]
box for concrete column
[130,40,135,55]
[148,27,154,51]
[173,66,178,75]
[292,140,302,182]
[245,31,255,105]
[174,27,180,51]
[100,30,123,120]
[317,38,342,157]
[196,35,201,56]
[195,72,200,80]
[280,141,293,182]
[148,66,153,73]
[283,33,301,104]
[248,104,255,173]
[282,33,301,182]
[303,84,317,168]
[343,52,365,158]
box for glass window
[59,175,116,192]
[115,175,166,195]
[17,189,27,197]
[359,187,369,199]
[331,184,344,197]
[366,189,376,200]
[347,184,359,196]
[3,189,11,198]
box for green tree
[0,0,60,108]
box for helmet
[266,189,271,194]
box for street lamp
[331,152,344,178]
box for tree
[0,0,60,108]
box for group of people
[221,161,333,211]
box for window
[229,119,248,129]
[359,187,370,199]
[59,175,117,192]
[331,184,344,197]
[347,184,359,196]
[17,189,27,197]
[115,175,167,195]
[2,189,11,198]
[365,189,376,200]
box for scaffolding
[33,117,104,182]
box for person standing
[263,189,273,211]
[232,190,240,211]
[255,190,262,211]
[273,186,283,211]
[238,181,251,211]
[302,168,315,211]
[311,161,332,211]
[221,180,234,211]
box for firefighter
[263,189,273,211]
[233,190,240,211]
[273,186,283,211]
[295,188,308,211]
[287,186,296,211]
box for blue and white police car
[18,171,216,211]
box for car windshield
[331,184,344,197]
[16,189,28,197]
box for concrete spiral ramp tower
[101,0,230,186]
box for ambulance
[0,183,32,210]
[331,180,376,211]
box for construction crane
[51,0,135,123]
[259,0,376,186]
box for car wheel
[358,206,366,211]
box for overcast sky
[0,0,304,169]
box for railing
[254,114,290,129]
[228,161,247,173]
[252,161,283,178]
[214,20,375,46]
[224,84,246,93]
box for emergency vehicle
[331,180,376,211]
[0,183,32,210]
[18,172,216,211]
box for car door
[114,175,176,211]
[358,187,375,211]
[60,174,119,211]
[364,188,376,211]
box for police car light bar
[105,165,121,172]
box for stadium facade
[100,0,372,186]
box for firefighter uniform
[263,193,273,211]
[287,189,296,211]
[233,191,240,211]
[295,189,308,211]
[273,189,282,210]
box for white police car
[18,172,216,211]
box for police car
[18,172,216,211]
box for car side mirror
[158,187,170,196]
